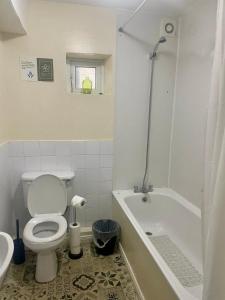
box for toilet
[22,171,74,283]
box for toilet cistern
[69,195,87,260]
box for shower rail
[118,0,147,32]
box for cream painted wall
[169,0,217,207]
[0,35,9,142]
[2,0,116,140]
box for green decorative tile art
[37,58,54,81]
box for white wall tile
[0,140,114,233]
[0,182,13,233]
[56,155,72,171]
[100,155,113,168]
[85,155,100,169]
[85,207,100,227]
[72,141,85,155]
[85,141,100,154]
[0,143,16,233]
[9,157,25,207]
[40,141,56,156]
[86,194,99,208]
[40,156,57,171]
[9,141,24,157]
[24,141,40,156]
[73,168,86,196]
[76,208,86,227]
[85,168,100,182]
[99,181,112,194]
[0,154,10,188]
[25,156,41,171]
[85,181,99,194]
[100,168,112,181]
[10,157,25,178]
[100,141,113,155]
[55,141,71,156]
[72,155,85,169]
[99,194,112,219]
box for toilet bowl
[23,174,68,283]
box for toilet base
[36,251,57,283]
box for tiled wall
[0,143,12,233]
[0,140,113,233]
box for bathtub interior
[123,190,203,299]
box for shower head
[159,36,167,43]
[150,36,167,59]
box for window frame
[68,59,104,95]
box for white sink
[0,232,14,288]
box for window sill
[68,92,112,97]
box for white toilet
[22,171,74,283]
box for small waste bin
[92,219,120,256]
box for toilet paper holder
[69,195,87,259]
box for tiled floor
[0,238,140,300]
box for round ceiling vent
[160,18,176,37]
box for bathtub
[0,232,14,288]
[112,188,202,300]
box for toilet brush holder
[68,222,83,259]
[13,219,25,265]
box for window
[75,67,96,89]
[68,58,104,94]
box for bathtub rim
[112,188,201,300]
[0,232,14,280]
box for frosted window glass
[75,67,96,89]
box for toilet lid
[27,174,67,217]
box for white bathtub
[113,188,202,300]
[0,232,14,288]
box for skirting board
[80,226,92,237]
[119,243,146,300]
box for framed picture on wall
[37,58,54,81]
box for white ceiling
[44,0,196,16]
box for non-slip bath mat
[150,235,202,287]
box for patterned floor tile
[0,238,140,300]
[99,287,125,300]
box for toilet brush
[13,219,25,264]
[68,195,87,259]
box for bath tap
[133,184,153,193]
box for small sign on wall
[20,57,38,81]
[37,58,54,81]
[20,57,54,82]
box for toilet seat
[24,215,67,244]
[27,174,67,217]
